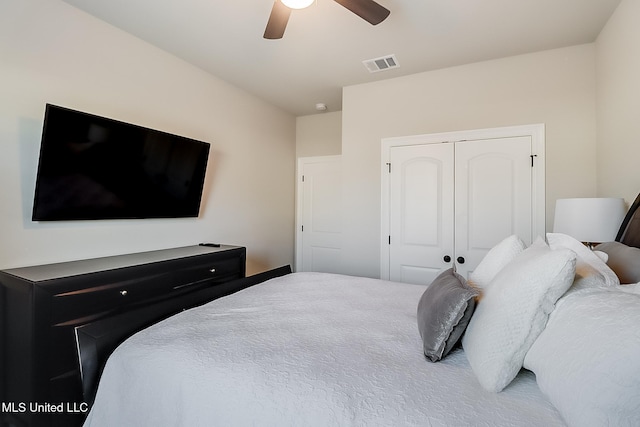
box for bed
[81,200,640,427]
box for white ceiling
[61,0,621,117]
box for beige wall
[596,0,640,204]
[295,111,342,158]
[341,45,598,278]
[0,0,296,273]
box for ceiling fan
[264,0,390,39]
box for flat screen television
[32,104,210,221]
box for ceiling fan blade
[333,0,390,25]
[264,1,291,39]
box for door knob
[457,256,465,264]
[443,255,451,263]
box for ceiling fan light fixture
[265,0,390,40]
[281,0,314,10]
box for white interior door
[296,156,342,273]
[382,124,544,285]
[388,143,455,285]
[454,137,533,278]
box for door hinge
[388,235,391,245]
[386,162,391,173]
[530,154,538,167]
[301,225,304,232]
[302,175,305,182]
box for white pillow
[524,288,640,427]
[593,250,608,263]
[462,238,576,392]
[546,233,619,288]
[467,235,526,290]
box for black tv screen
[32,104,210,221]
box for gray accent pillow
[417,268,479,362]
[595,241,640,284]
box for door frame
[295,155,342,272]
[380,124,546,280]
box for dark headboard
[616,193,640,248]
[75,265,292,406]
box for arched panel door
[389,143,454,285]
[385,135,535,285]
[454,137,532,278]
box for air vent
[363,54,399,73]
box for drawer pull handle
[120,290,128,296]
[209,268,216,274]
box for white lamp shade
[553,198,626,243]
[281,0,314,9]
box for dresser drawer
[48,253,243,325]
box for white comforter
[84,272,563,427]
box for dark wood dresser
[0,245,246,427]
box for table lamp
[553,198,626,249]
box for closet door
[388,143,454,285]
[385,135,535,285]
[454,137,533,278]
